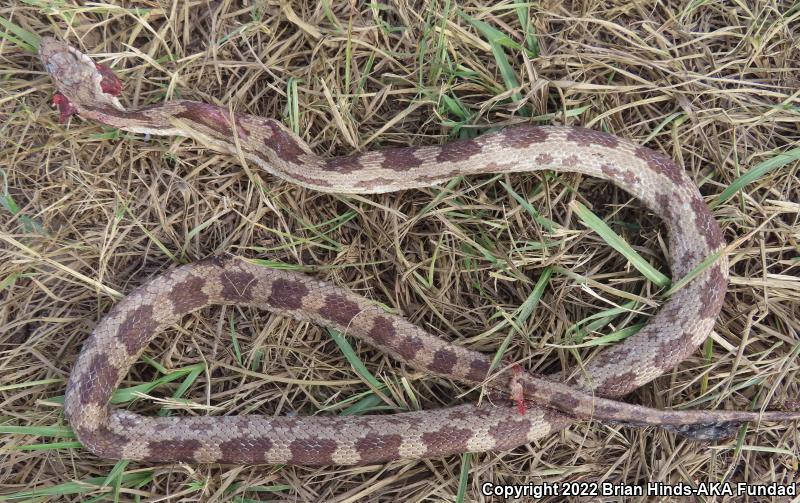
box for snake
[38,37,799,466]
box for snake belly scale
[38,37,798,466]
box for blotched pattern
[40,38,796,466]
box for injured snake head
[39,37,124,121]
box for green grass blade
[513,1,539,55]
[713,147,800,207]
[327,328,383,389]
[0,16,38,52]
[230,315,243,366]
[0,425,74,437]
[456,453,472,503]
[664,248,724,296]
[571,200,671,288]
[490,267,552,369]
[460,10,527,111]
[501,181,559,232]
[16,441,83,452]
[459,12,523,50]
[0,473,153,501]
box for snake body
[39,38,798,465]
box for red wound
[508,361,527,415]
[52,93,78,123]
[94,62,122,96]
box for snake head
[39,37,124,122]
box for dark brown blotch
[466,358,491,382]
[565,127,620,148]
[502,126,549,148]
[681,250,698,265]
[421,426,473,457]
[78,352,119,407]
[698,265,725,319]
[593,369,640,396]
[220,270,257,302]
[115,414,139,429]
[657,300,683,325]
[435,138,482,162]
[323,154,362,174]
[380,147,424,171]
[655,192,683,238]
[78,424,128,459]
[145,439,203,461]
[652,329,697,370]
[288,437,338,465]
[689,195,724,249]
[550,390,580,411]
[266,121,307,165]
[540,406,569,426]
[170,274,209,313]
[675,250,698,278]
[318,293,361,327]
[593,402,622,418]
[429,348,458,374]
[175,102,244,138]
[397,335,424,361]
[655,193,674,219]
[585,342,633,370]
[354,433,403,463]
[487,417,533,450]
[368,316,396,347]
[219,437,273,464]
[634,146,686,186]
[117,303,159,356]
[267,278,310,310]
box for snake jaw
[39,37,125,119]
[93,61,122,96]
[52,92,78,123]
[48,60,119,123]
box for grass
[1,1,799,501]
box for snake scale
[39,37,799,465]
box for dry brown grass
[2,1,799,501]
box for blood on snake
[38,37,799,466]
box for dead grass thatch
[1,1,799,501]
